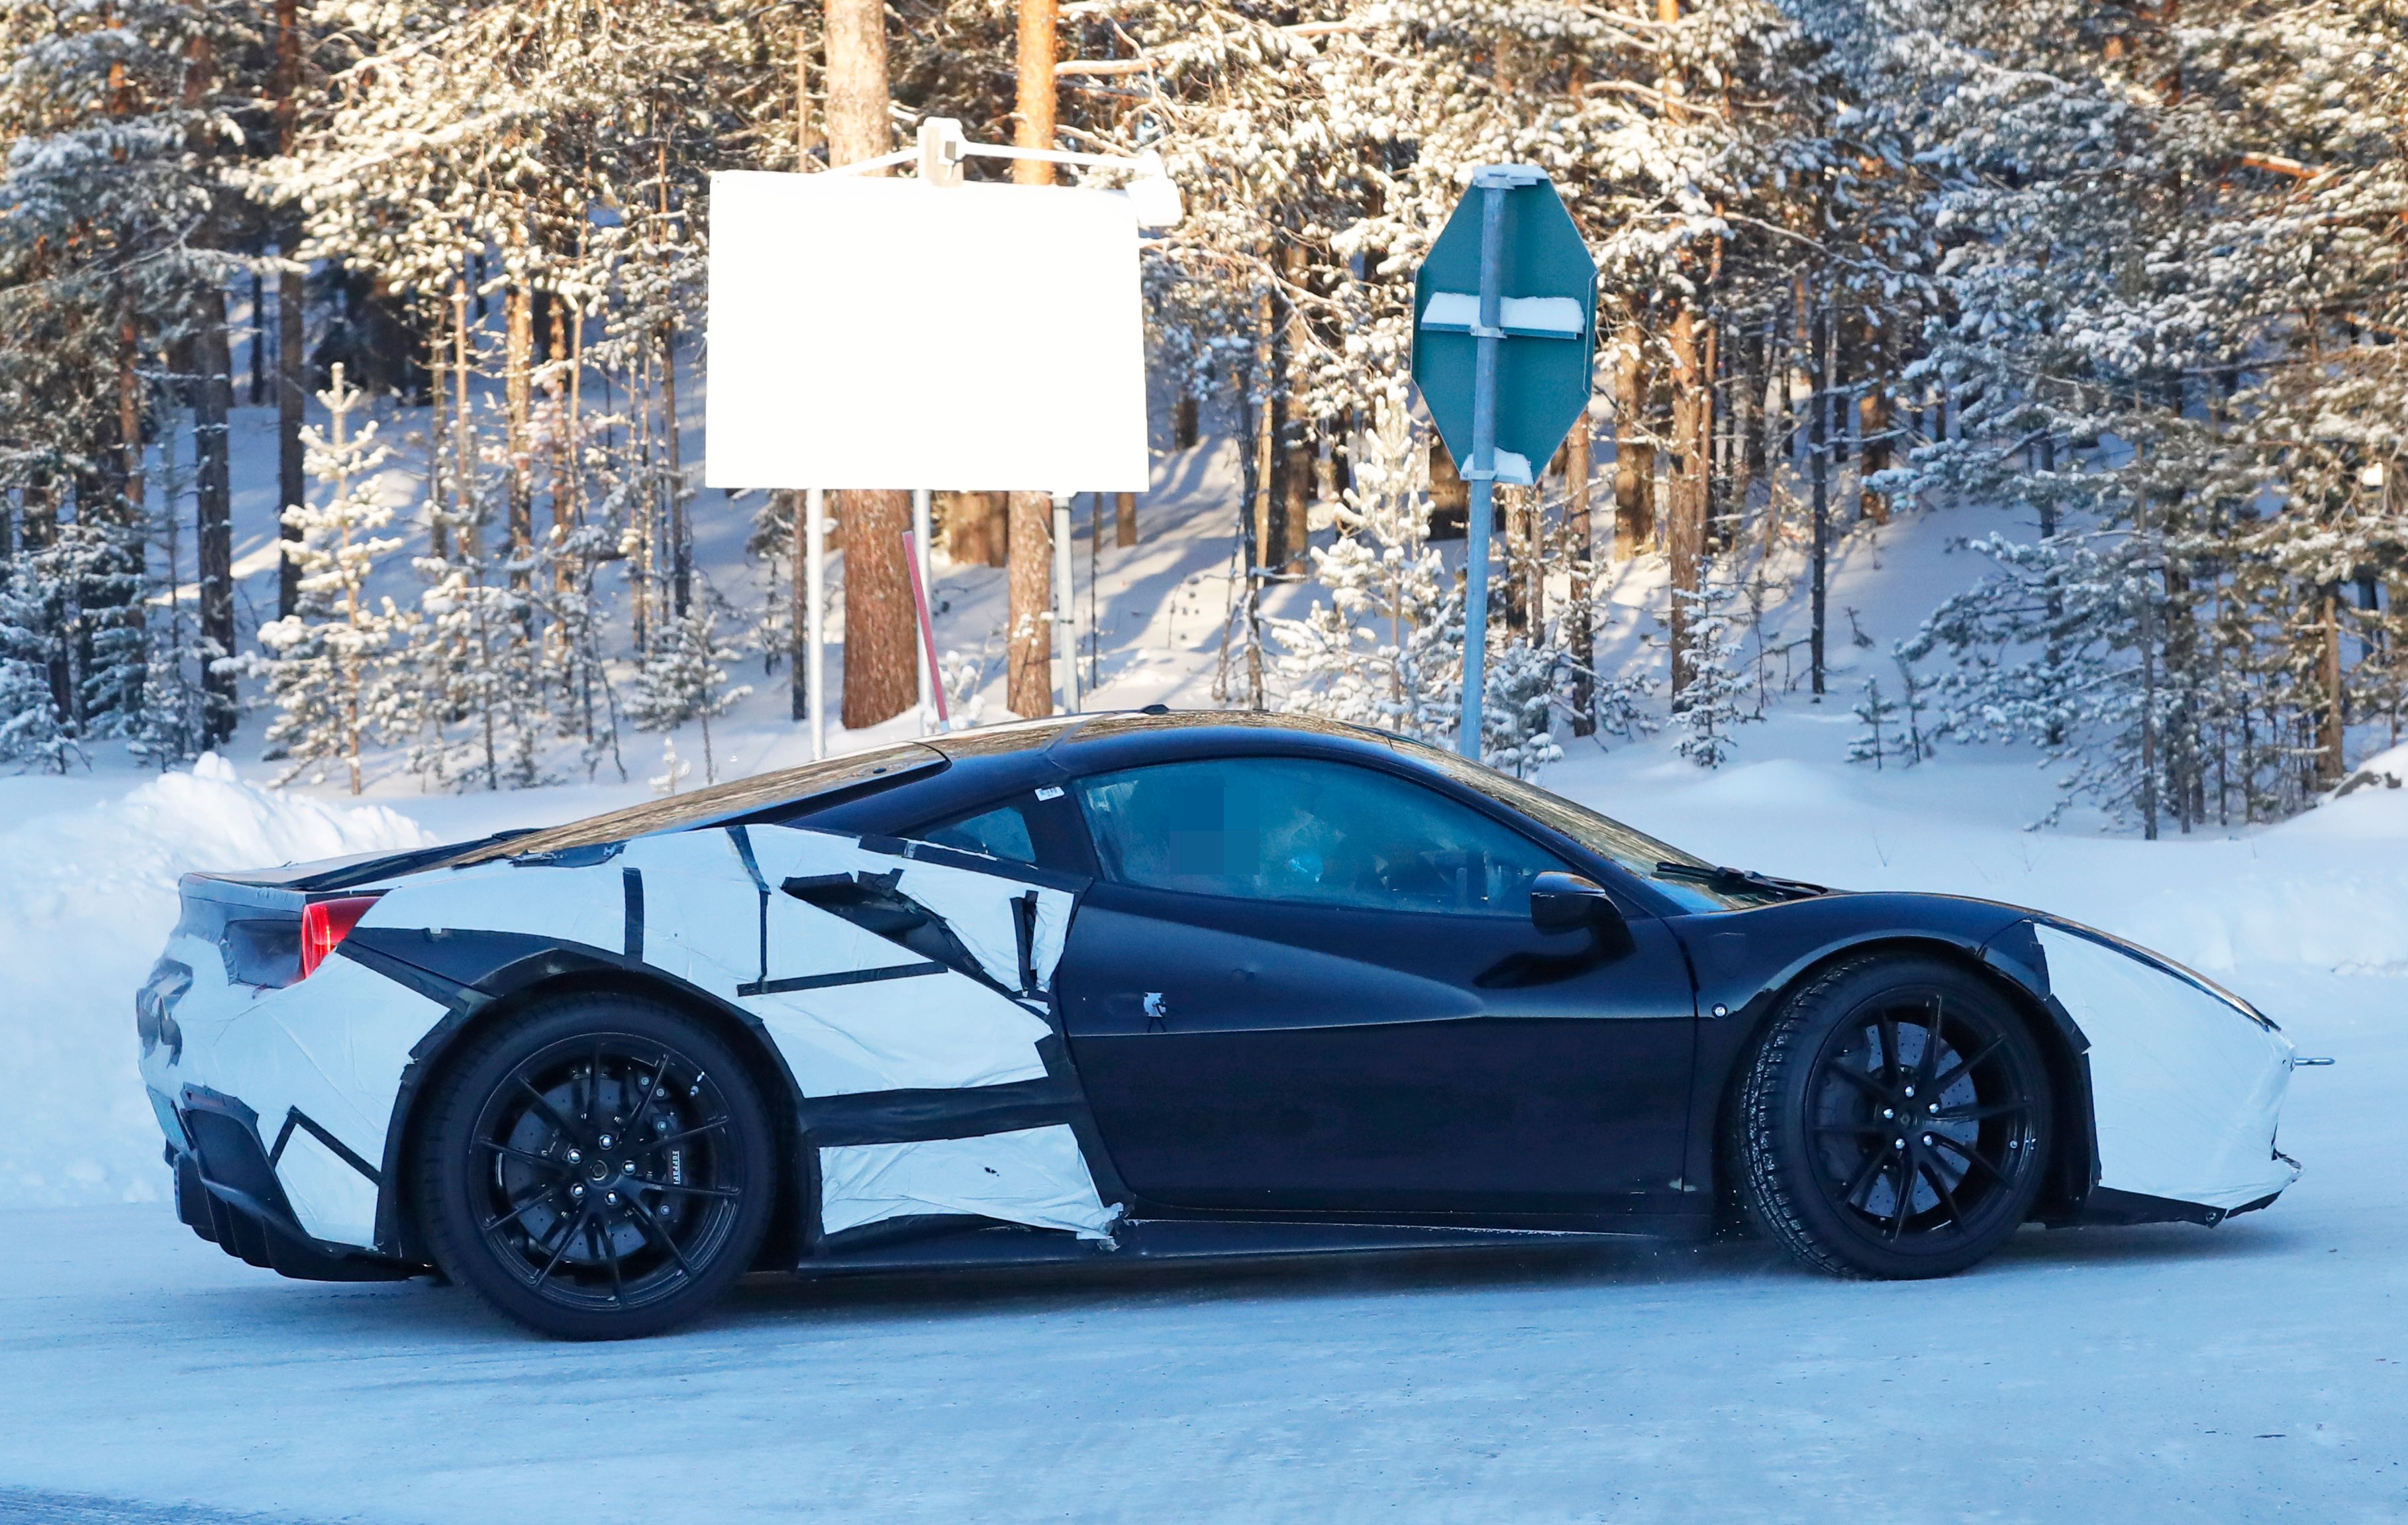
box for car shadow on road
[707,1213,2299,1334]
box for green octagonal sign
[1411,167,1598,486]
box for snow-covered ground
[9,416,2408,1520]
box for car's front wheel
[417,994,778,1339]
[1734,955,2051,1279]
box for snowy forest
[4,0,2407,836]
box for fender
[340,925,1099,1265]
[342,927,818,1263]
[1668,892,2102,1221]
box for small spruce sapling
[249,366,410,794]
[626,600,752,784]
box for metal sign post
[805,486,827,760]
[1052,493,1079,713]
[911,486,933,733]
[1411,166,1599,760]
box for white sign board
[703,171,1149,494]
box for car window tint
[1076,757,1562,915]
[915,801,1039,865]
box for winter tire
[1734,955,2050,1279]
[418,994,778,1340]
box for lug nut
[570,1183,585,1198]
[566,1149,581,1165]
[1893,1138,1905,1150]
[605,1192,618,1206]
[623,1162,635,1174]
[1904,1086,1916,1098]
[599,1133,615,1148]
[1928,1102,1939,1114]
[1921,1134,1934,1146]
[1881,1107,1895,1120]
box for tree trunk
[277,262,307,617]
[427,307,448,561]
[2319,586,2345,786]
[663,324,689,617]
[825,0,889,168]
[118,315,146,529]
[1115,491,1137,547]
[1808,304,1831,699]
[823,0,914,725]
[836,489,915,727]
[505,280,534,568]
[1174,395,1198,449]
[1665,303,1707,700]
[1006,490,1054,716]
[1565,409,1593,735]
[1858,316,1891,524]
[1611,313,1652,558]
[1429,435,1470,541]
[194,293,238,747]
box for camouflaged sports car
[140,711,2303,1338]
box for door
[1052,755,1697,1218]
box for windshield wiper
[1652,861,1826,900]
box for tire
[417,994,778,1339]
[1733,955,2051,1279]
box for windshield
[1394,739,1784,912]
[436,743,946,868]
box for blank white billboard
[703,170,1149,494]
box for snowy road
[6,969,2402,1525]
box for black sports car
[139,710,2301,1338]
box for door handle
[1142,992,1170,1031]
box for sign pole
[1458,180,1508,760]
[806,486,827,760]
[911,486,933,735]
[1052,493,1079,713]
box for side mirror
[1531,871,1637,961]
[1531,871,1617,933]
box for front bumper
[161,1086,414,1283]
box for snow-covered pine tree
[625,600,752,786]
[247,367,411,793]
[1848,674,1897,769]
[1669,582,1752,768]
[1273,397,1457,743]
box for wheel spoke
[531,1204,587,1288]
[621,1054,670,1141]
[1876,1016,1902,1083]
[1825,1063,1889,1101]
[1915,1156,1966,1232]
[481,1192,554,1236]
[478,1140,572,1173]
[1930,1035,2005,1096]
[621,1193,695,1279]
[1885,1154,1916,1239]
[1914,998,1944,1091]
[642,1120,727,1154]
[587,1039,605,1122]
[597,1214,625,1304]
[515,1080,587,1145]
[1839,1142,1891,1209]
[1927,1131,2009,1185]
[1931,1100,2029,1124]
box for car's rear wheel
[1734,955,2050,1279]
[417,994,777,1339]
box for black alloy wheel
[1734,955,2051,1279]
[419,995,776,1339]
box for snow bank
[0,757,430,1206]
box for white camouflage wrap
[143,825,1114,1249]
[2036,925,2301,1213]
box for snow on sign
[704,170,1148,494]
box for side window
[914,801,1039,866]
[1075,757,1563,916]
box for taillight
[299,896,382,978]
